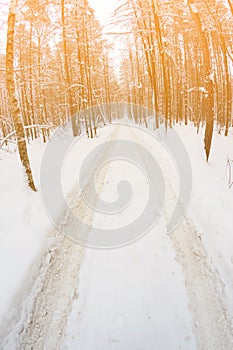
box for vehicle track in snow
[130,126,233,349]
[2,124,233,350]
[1,126,120,350]
[170,215,233,350]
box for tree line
[0,0,233,190]
[1,0,119,142]
[117,0,233,160]
[1,0,120,190]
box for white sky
[88,0,125,75]
[88,0,120,26]
[0,0,124,71]
[0,0,9,54]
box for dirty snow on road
[1,123,233,350]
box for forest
[0,0,233,190]
[1,1,233,349]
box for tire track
[131,125,233,349]
[168,199,233,350]
[2,126,120,350]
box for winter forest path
[2,124,233,350]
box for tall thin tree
[6,0,36,191]
[188,0,214,161]
[61,0,78,137]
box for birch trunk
[6,0,36,191]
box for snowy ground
[0,122,233,349]
[176,125,233,312]
[0,142,52,326]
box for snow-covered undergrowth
[176,124,233,310]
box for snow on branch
[190,4,198,14]
[67,84,85,90]
[187,87,208,94]
[0,124,52,149]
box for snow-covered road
[2,124,233,350]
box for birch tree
[6,0,36,191]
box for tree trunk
[151,0,169,126]
[227,0,233,16]
[188,0,214,161]
[29,20,36,138]
[132,1,159,128]
[6,0,36,191]
[61,0,78,137]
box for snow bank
[0,125,116,333]
[176,124,233,310]
[0,143,52,326]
